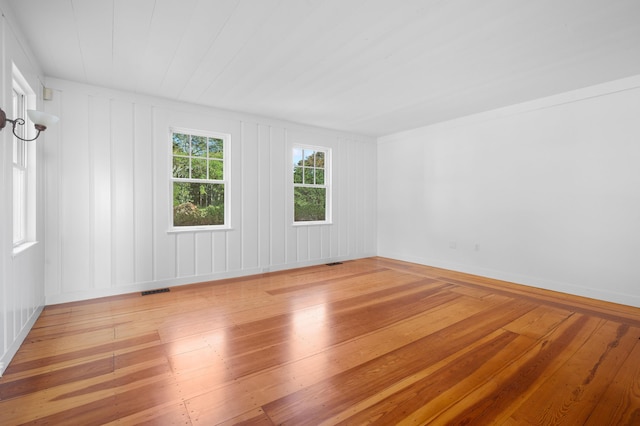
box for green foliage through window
[293,147,328,222]
[172,131,226,227]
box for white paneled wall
[0,6,46,376]
[43,78,377,304]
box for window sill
[13,241,39,257]
[167,226,232,234]
[293,221,333,227]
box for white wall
[43,78,377,304]
[378,75,640,307]
[0,4,47,375]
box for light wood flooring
[1,257,640,425]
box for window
[293,146,331,223]
[12,66,36,248]
[171,129,229,228]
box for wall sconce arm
[0,107,58,142]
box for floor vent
[326,262,343,266]
[141,288,170,296]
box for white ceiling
[6,0,640,136]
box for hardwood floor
[1,257,639,425]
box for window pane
[171,130,228,228]
[172,156,189,178]
[303,150,315,167]
[192,135,207,157]
[191,158,207,179]
[303,167,314,184]
[13,167,26,243]
[208,159,223,180]
[293,166,303,184]
[173,182,225,226]
[173,133,189,155]
[293,148,303,167]
[315,151,324,168]
[316,169,325,185]
[294,187,326,221]
[208,138,223,158]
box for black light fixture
[0,107,59,141]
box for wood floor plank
[261,298,537,425]
[102,401,192,425]
[330,330,522,425]
[0,357,114,400]
[1,257,639,425]
[584,332,640,425]
[266,267,389,295]
[431,313,605,425]
[184,379,257,424]
[229,296,490,413]
[3,333,160,376]
[392,333,541,426]
[510,321,639,425]
[502,304,573,338]
[222,409,274,426]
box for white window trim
[168,127,231,232]
[12,64,38,252]
[292,144,332,226]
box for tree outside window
[171,130,228,228]
[293,146,330,223]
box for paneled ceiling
[6,0,640,136]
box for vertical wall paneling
[151,107,176,281]
[42,78,377,304]
[363,138,377,256]
[43,90,62,298]
[321,224,331,259]
[258,124,271,268]
[348,140,358,256]
[297,227,309,262]
[1,17,14,346]
[176,233,195,277]
[284,130,298,264]
[269,126,286,266]
[356,140,368,254]
[0,8,46,375]
[60,91,91,293]
[89,96,112,289]
[329,139,340,258]
[336,140,349,257]
[227,120,243,272]
[111,100,135,286]
[212,232,227,273]
[133,103,154,283]
[240,121,259,270]
[309,226,322,260]
[195,232,212,275]
[0,15,6,365]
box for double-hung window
[293,146,331,224]
[12,66,36,248]
[171,129,229,229]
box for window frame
[169,127,231,232]
[12,65,37,250]
[292,144,332,226]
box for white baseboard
[45,254,377,305]
[1,303,45,377]
[377,251,640,308]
